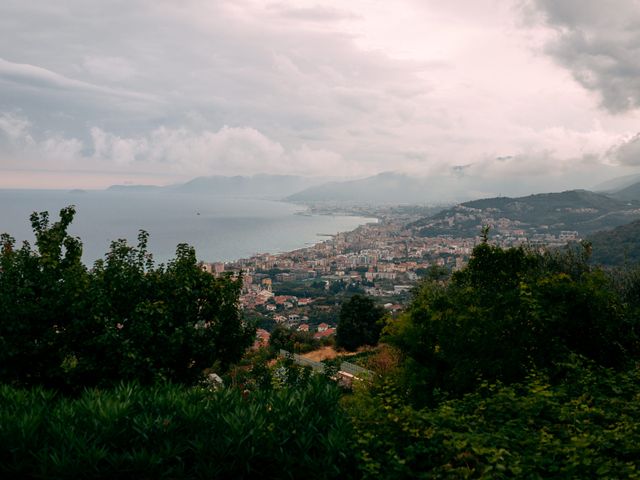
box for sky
[1,0,640,191]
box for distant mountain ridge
[107,174,327,199]
[608,181,640,202]
[592,173,640,193]
[285,172,478,205]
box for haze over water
[0,190,374,265]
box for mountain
[608,181,640,202]
[285,172,473,205]
[175,174,327,198]
[592,173,640,193]
[588,219,640,266]
[107,175,326,199]
[411,189,640,237]
[106,184,165,192]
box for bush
[0,380,355,479]
[384,242,640,404]
[347,360,640,479]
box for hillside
[411,189,640,237]
[592,172,640,192]
[588,219,640,266]
[609,180,640,201]
[286,172,431,204]
[285,171,480,205]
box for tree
[384,242,640,405]
[336,294,385,351]
[0,207,254,389]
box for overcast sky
[1,0,640,190]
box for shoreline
[218,210,379,266]
[0,189,380,267]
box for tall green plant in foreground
[0,379,354,479]
[0,207,254,389]
[346,359,640,479]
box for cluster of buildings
[202,204,583,336]
[416,205,581,248]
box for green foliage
[347,360,640,479]
[588,219,640,266]
[269,325,320,354]
[0,207,254,389]
[336,294,386,351]
[0,380,354,479]
[385,242,640,404]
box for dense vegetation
[344,239,640,478]
[384,240,640,404]
[587,219,640,266]
[336,294,386,351]
[0,207,254,390]
[347,361,640,479]
[0,379,353,479]
[2,208,640,478]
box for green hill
[610,181,640,201]
[411,189,640,237]
[588,219,640,266]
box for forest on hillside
[588,219,640,266]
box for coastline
[0,189,378,266]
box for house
[314,327,336,339]
[297,323,310,332]
[317,323,329,332]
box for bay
[0,190,375,265]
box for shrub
[384,242,640,404]
[0,380,355,479]
[347,360,640,479]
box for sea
[0,189,375,266]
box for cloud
[0,112,33,142]
[1,0,640,189]
[82,56,137,82]
[0,57,157,103]
[268,4,358,22]
[528,0,640,113]
[0,112,348,177]
[608,133,640,165]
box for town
[201,202,582,344]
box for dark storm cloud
[531,0,640,112]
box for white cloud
[0,57,157,103]
[608,133,640,166]
[0,112,33,143]
[82,56,136,82]
[0,112,349,177]
[1,0,640,189]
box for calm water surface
[0,190,375,265]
